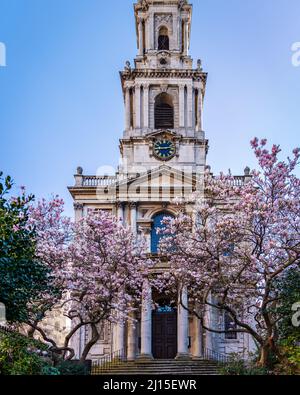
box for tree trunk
[258,337,281,368]
[80,323,99,363]
[258,344,270,367]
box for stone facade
[68,0,256,362]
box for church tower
[68,0,254,363]
[119,0,208,175]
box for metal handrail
[92,348,128,375]
[203,348,230,364]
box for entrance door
[152,307,177,359]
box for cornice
[120,69,207,85]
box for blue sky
[0,0,299,216]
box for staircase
[92,359,220,376]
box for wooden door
[152,310,177,359]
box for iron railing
[91,348,128,375]
[203,348,230,364]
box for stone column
[116,201,124,225]
[113,321,125,356]
[139,280,153,360]
[125,87,131,131]
[176,286,190,360]
[184,19,189,56]
[127,312,137,361]
[135,84,141,129]
[144,16,149,52]
[143,84,149,129]
[187,84,193,128]
[192,315,203,359]
[138,18,144,56]
[148,13,154,49]
[130,202,138,235]
[74,203,84,223]
[198,89,203,132]
[179,84,185,128]
[204,294,213,351]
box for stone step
[99,368,218,372]
[92,360,220,375]
[97,372,218,376]
[95,371,219,375]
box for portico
[112,285,203,361]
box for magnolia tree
[27,200,150,362]
[158,139,300,367]
[64,211,150,361]
[26,198,73,352]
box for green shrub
[55,360,89,376]
[219,354,269,376]
[0,329,50,375]
[41,365,61,376]
[275,336,300,375]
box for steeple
[119,0,208,175]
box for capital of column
[74,202,84,211]
[137,16,144,26]
[129,201,138,209]
[116,201,124,209]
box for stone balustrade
[82,175,117,187]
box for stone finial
[75,167,84,186]
[77,166,83,175]
[179,0,188,10]
[197,59,203,71]
[138,0,148,11]
[244,166,251,176]
[125,61,131,72]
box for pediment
[117,165,196,190]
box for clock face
[153,139,176,161]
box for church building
[68,0,255,362]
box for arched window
[158,26,169,51]
[151,212,174,254]
[155,93,174,129]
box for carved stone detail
[74,203,84,211]
[154,14,173,28]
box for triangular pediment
[115,165,199,201]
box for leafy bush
[41,365,61,376]
[0,329,51,375]
[275,336,300,375]
[219,355,269,376]
[55,360,89,376]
